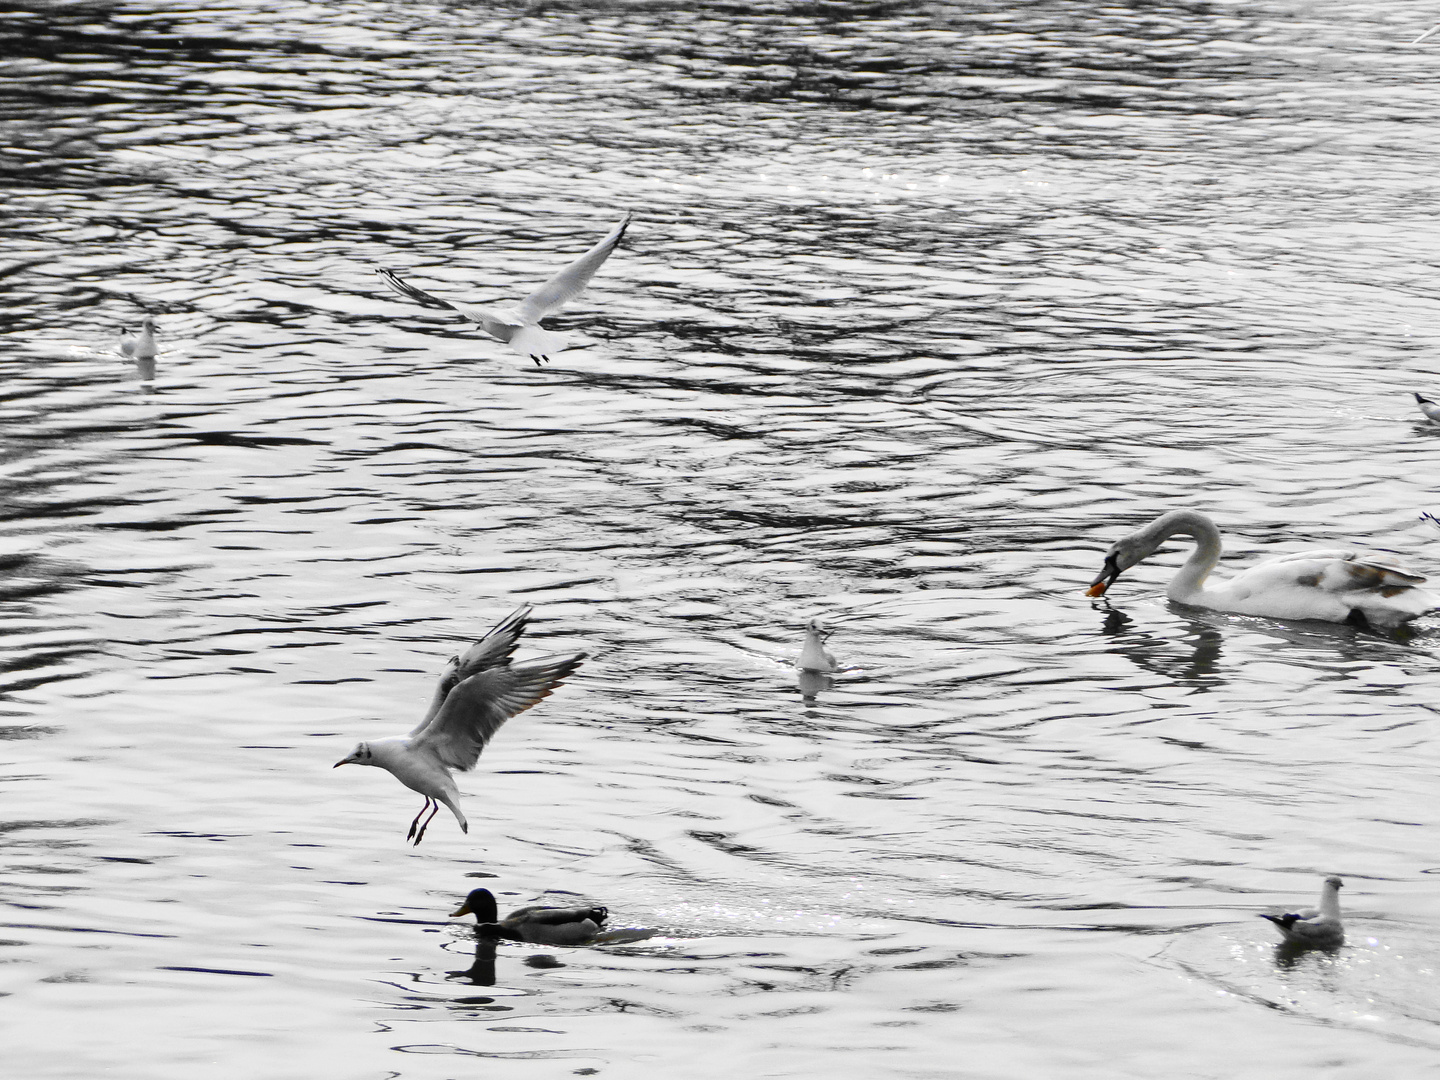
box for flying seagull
[334,606,585,844]
[376,214,631,366]
[1259,876,1345,949]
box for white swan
[334,606,585,844]
[1085,509,1437,629]
[119,317,157,362]
[1259,876,1345,949]
[1416,393,1440,423]
[376,214,630,366]
[798,618,837,673]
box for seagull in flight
[1258,876,1345,949]
[333,606,585,844]
[376,214,631,366]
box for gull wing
[377,268,515,336]
[410,651,586,772]
[413,606,533,731]
[511,215,630,326]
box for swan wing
[410,651,586,771]
[511,215,630,325]
[1251,549,1426,590]
[412,606,533,731]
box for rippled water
[5,1,1440,1076]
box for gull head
[1324,876,1344,890]
[806,617,830,640]
[334,742,374,768]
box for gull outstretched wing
[411,651,586,772]
[377,268,512,334]
[413,606,533,731]
[511,215,630,326]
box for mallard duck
[1416,393,1440,423]
[451,887,609,945]
[1259,876,1345,949]
[1086,509,1437,629]
[119,317,157,362]
[376,214,630,366]
[333,606,585,844]
[798,617,837,673]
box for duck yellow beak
[451,901,473,918]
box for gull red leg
[412,800,441,845]
[407,797,435,843]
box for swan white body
[334,606,585,843]
[1087,509,1437,629]
[119,318,157,362]
[1259,876,1345,949]
[1416,393,1440,423]
[377,215,630,365]
[798,618,837,672]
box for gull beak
[451,901,474,918]
[1086,556,1121,598]
[333,758,351,768]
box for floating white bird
[1416,393,1440,423]
[334,606,585,844]
[798,617,838,672]
[377,214,630,366]
[1259,876,1345,949]
[451,887,609,945]
[119,317,157,362]
[1086,509,1438,629]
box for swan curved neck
[1143,510,1223,599]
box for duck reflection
[449,937,497,985]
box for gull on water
[334,606,585,844]
[377,214,631,366]
[798,617,838,672]
[1086,509,1438,629]
[119,317,157,362]
[1259,876,1345,949]
[451,887,609,945]
[1416,393,1440,423]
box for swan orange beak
[1087,556,1121,597]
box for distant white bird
[377,214,631,366]
[333,606,585,844]
[119,317,157,362]
[1416,23,1440,44]
[1087,509,1438,629]
[1416,393,1440,423]
[798,617,838,672]
[1259,876,1345,949]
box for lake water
[5,1,1440,1076]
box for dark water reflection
[4,0,1440,1075]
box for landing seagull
[333,606,585,844]
[1259,876,1345,949]
[376,214,631,366]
